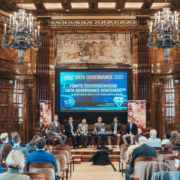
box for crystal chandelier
[1,1,42,64]
[147,2,180,63]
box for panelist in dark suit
[123,117,138,144]
[65,116,80,149]
[108,117,122,149]
[127,136,156,178]
[50,114,67,145]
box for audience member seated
[26,137,59,180]
[164,131,180,150]
[0,143,12,163]
[0,133,9,148]
[125,134,141,163]
[12,134,29,157]
[65,116,80,149]
[127,136,156,179]
[94,117,106,148]
[162,131,171,145]
[8,132,23,147]
[147,129,162,148]
[26,135,40,152]
[108,116,122,149]
[0,150,30,180]
[122,117,137,144]
[50,114,67,145]
[78,118,92,148]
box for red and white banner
[39,100,52,138]
[128,100,146,136]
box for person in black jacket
[107,116,122,149]
[127,136,156,179]
[64,116,80,149]
[122,117,137,144]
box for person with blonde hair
[26,135,40,152]
[0,150,30,180]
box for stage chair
[56,144,75,171]
[22,173,47,180]
[54,146,72,176]
[29,163,56,180]
[163,156,180,171]
[47,130,58,149]
[168,147,180,155]
[154,147,162,151]
[156,150,172,162]
[119,144,130,175]
[51,150,68,180]
[130,157,157,180]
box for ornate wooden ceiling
[0,0,180,17]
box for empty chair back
[132,157,157,179]
[54,147,70,163]
[29,163,55,180]
[120,144,130,160]
[139,162,170,180]
[55,158,61,177]
[51,151,68,170]
[163,156,180,171]
[22,173,47,180]
[169,147,180,155]
[156,150,172,162]
[56,145,72,158]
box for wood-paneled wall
[0,15,180,142]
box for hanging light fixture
[1,0,42,64]
[147,0,180,63]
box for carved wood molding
[135,30,149,38]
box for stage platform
[71,147,120,164]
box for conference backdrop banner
[39,100,52,139]
[128,100,146,136]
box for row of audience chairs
[1,144,75,180]
[119,144,180,180]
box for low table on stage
[92,133,113,150]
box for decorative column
[135,30,151,121]
[154,83,163,138]
[27,79,34,142]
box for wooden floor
[69,162,125,180]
